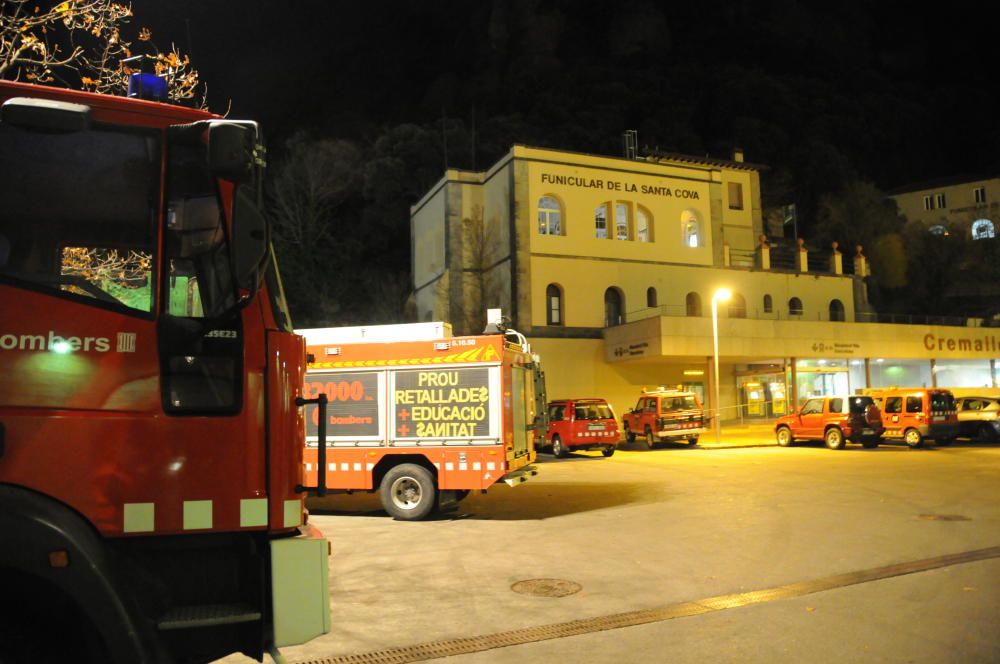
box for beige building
[412,146,999,423]
[888,175,999,240]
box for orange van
[874,388,958,448]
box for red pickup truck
[622,388,706,448]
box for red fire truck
[300,323,545,520]
[0,81,328,662]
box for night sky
[129,1,998,190]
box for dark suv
[775,395,883,449]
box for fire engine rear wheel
[825,427,846,450]
[624,424,636,443]
[904,428,924,448]
[688,436,699,446]
[644,428,656,450]
[381,464,437,520]
[602,445,616,457]
[552,435,568,458]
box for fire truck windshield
[0,122,159,314]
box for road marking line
[295,545,1000,664]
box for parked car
[622,387,706,448]
[774,395,883,449]
[544,398,619,457]
[955,396,1000,442]
[872,388,958,448]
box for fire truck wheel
[644,428,656,450]
[824,427,846,450]
[552,435,568,458]
[381,464,437,520]
[624,425,636,443]
[903,428,924,448]
[602,445,615,457]
[688,436,699,446]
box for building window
[646,287,657,308]
[928,224,948,236]
[972,219,996,240]
[546,284,563,325]
[728,294,747,318]
[829,299,845,322]
[763,294,773,313]
[636,206,652,242]
[923,195,934,210]
[974,187,986,204]
[681,210,701,248]
[789,297,803,316]
[538,196,562,235]
[728,182,743,210]
[595,204,608,239]
[686,292,702,317]
[615,203,631,240]
[604,287,625,327]
[935,193,947,209]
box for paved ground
[221,429,1000,663]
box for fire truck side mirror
[208,122,255,183]
[232,186,269,294]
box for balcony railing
[622,305,986,328]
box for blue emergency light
[127,72,168,101]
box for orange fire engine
[300,323,545,520]
[0,81,328,662]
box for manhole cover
[511,578,582,597]
[918,514,971,521]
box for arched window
[789,297,803,316]
[763,294,773,313]
[537,196,562,235]
[646,287,657,308]
[615,203,630,240]
[972,219,996,240]
[928,224,948,236]
[604,287,625,327]
[681,210,701,248]
[546,284,563,325]
[686,292,702,317]
[636,206,653,242]
[728,294,747,318]
[829,299,845,322]
[595,204,608,239]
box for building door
[604,288,624,327]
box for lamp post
[711,288,732,444]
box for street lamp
[711,288,732,444]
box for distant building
[888,175,999,240]
[411,145,999,422]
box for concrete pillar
[930,358,938,388]
[723,242,731,267]
[789,357,798,408]
[854,244,868,278]
[991,359,997,388]
[758,235,771,270]
[830,241,843,275]
[865,358,872,390]
[797,238,808,272]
